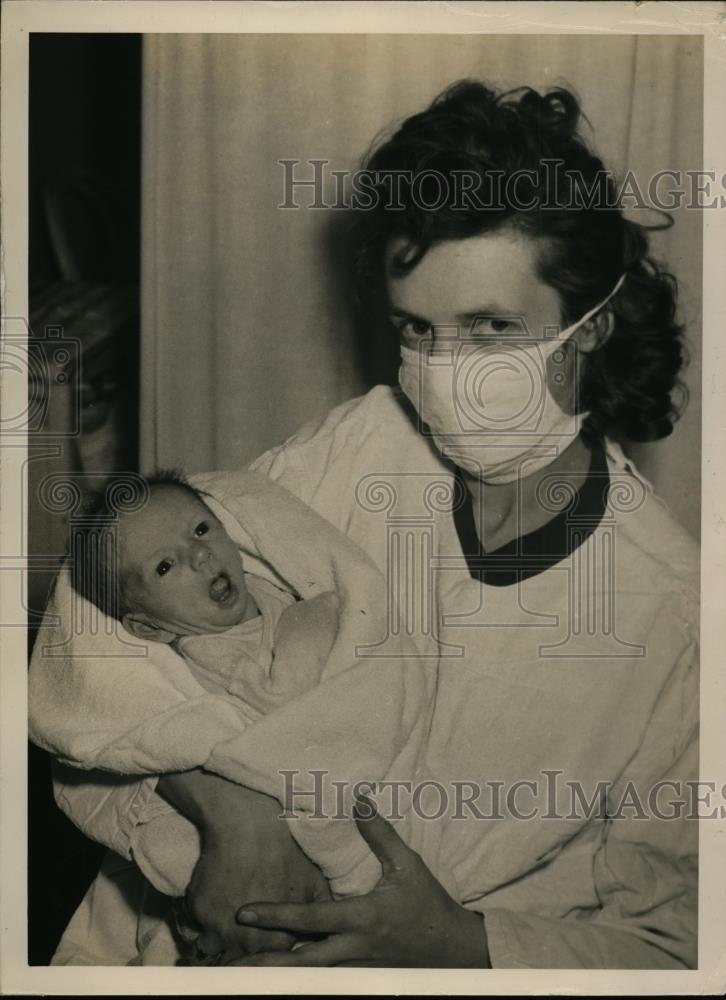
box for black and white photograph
[2,1,725,994]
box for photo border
[2,2,725,994]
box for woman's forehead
[386,230,559,323]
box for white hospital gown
[51,385,699,968]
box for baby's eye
[194,522,209,537]
[156,560,172,577]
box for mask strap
[573,273,627,330]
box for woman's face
[386,228,587,418]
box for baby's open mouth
[209,572,237,605]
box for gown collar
[451,439,610,587]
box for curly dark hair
[68,469,205,620]
[351,80,687,443]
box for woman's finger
[354,794,418,876]
[226,934,368,967]
[195,929,225,958]
[237,897,368,934]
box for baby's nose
[191,544,212,571]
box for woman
[46,81,698,968]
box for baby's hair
[68,468,207,621]
[146,467,206,503]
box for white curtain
[140,33,702,537]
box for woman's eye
[406,319,433,337]
[156,560,172,577]
[470,317,525,337]
[393,317,432,338]
[194,522,209,537]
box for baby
[70,469,342,961]
[36,466,440,965]
[72,469,339,708]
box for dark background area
[28,33,142,965]
[29,34,141,286]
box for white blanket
[29,471,440,897]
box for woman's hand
[157,770,331,962]
[228,796,491,967]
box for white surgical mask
[398,275,625,484]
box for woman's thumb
[353,794,415,875]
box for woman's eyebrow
[389,304,525,325]
[388,306,431,323]
[457,304,523,322]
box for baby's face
[119,485,255,638]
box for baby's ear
[122,613,177,645]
